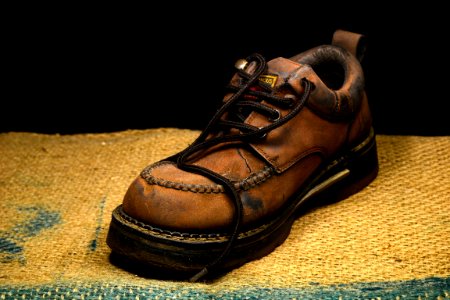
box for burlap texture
[0,129,449,297]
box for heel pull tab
[332,29,366,62]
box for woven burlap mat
[0,129,449,298]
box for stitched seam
[251,144,327,173]
[238,166,273,191]
[277,147,326,172]
[117,206,272,241]
[251,144,279,170]
[141,162,274,193]
[333,90,340,114]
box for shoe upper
[122,35,373,232]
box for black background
[3,5,449,135]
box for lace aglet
[189,267,208,282]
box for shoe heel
[306,132,379,207]
[343,135,379,197]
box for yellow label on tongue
[258,74,278,88]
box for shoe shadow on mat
[108,166,378,283]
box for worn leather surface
[123,34,373,231]
[332,29,366,61]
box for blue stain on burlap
[0,206,60,264]
[0,277,448,299]
[89,196,107,252]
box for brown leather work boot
[107,30,378,281]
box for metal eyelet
[257,127,267,139]
[235,59,248,70]
[284,94,296,107]
[301,78,315,90]
[269,110,281,122]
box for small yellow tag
[258,74,278,88]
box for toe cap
[122,161,234,231]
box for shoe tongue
[234,57,302,89]
[257,57,302,89]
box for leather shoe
[107,30,378,281]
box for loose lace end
[189,267,209,282]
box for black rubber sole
[107,129,378,280]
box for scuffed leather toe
[122,161,234,231]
